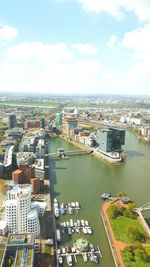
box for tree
[127,226,146,242]
[108,205,123,219]
[134,246,149,262]
[124,203,137,219]
[117,191,127,197]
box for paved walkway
[101,201,126,267]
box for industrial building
[97,128,125,153]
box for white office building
[5,184,40,237]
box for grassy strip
[109,216,148,243]
[0,101,58,108]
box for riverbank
[101,201,125,267]
[60,134,125,164]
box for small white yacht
[54,207,59,218]
[67,255,73,266]
[58,256,63,264]
[81,220,85,226]
[70,219,74,227]
[83,227,88,234]
[87,227,92,235]
[85,220,89,226]
[83,253,88,262]
[75,201,80,208]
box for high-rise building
[62,115,78,138]
[97,128,125,153]
[9,114,16,129]
[40,117,45,129]
[5,184,40,237]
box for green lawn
[44,244,50,255]
[0,101,58,108]
[122,247,150,267]
[109,216,148,243]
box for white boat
[70,219,74,227]
[89,243,94,251]
[54,202,59,208]
[63,222,67,227]
[101,192,111,200]
[68,207,73,214]
[81,220,85,226]
[62,247,66,254]
[75,227,79,233]
[71,247,76,253]
[82,253,88,262]
[85,220,89,226]
[54,198,58,203]
[87,227,92,235]
[93,253,99,264]
[56,229,61,242]
[75,201,80,208]
[57,249,61,254]
[54,207,59,218]
[68,227,72,235]
[66,221,70,227]
[83,227,88,234]
[58,256,63,264]
[71,202,75,208]
[66,255,72,266]
[77,220,81,226]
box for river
[48,131,150,267]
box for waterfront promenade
[101,201,125,267]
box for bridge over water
[47,149,93,159]
[134,202,150,237]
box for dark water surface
[49,131,150,267]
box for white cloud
[75,0,150,21]
[0,25,18,40]
[76,0,124,19]
[0,40,104,94]
[122,24,150,50]
[71,43,98,54]
[119,23,150,92]
[7,41,74,62]
[107,35,118,48]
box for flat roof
[7,233,34,246]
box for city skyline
[0,0,150,95]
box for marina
[57,247,102,265]
[57,239,102,266]
[49,131,150,267]
[54,199,80,218]
[60,219,93,235]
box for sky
[0,0,150,95]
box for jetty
[57,246,102,265]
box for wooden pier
[57,246,102,265]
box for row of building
[8,113,47,130]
